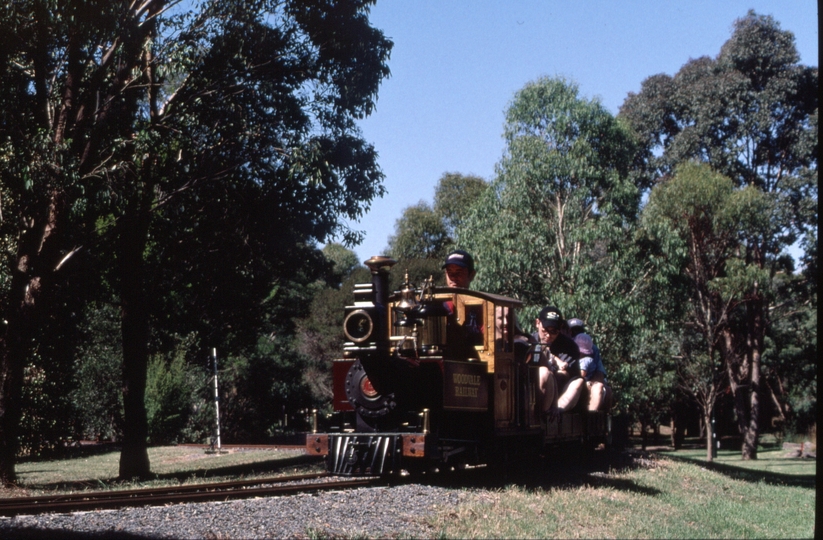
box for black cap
[538,306,564,330]
[442,250,475,272]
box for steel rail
[0,472,328,507]
[174,443,307,450]
[0,473,380,517]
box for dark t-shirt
[529,332,581,378]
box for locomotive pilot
[531,306,584,421]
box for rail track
[176,443,308,451]
[0,472,380,518]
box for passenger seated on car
[512,317,532,362]
[529,307,584,421]
[494,305,513,352]
[573,332,613,411]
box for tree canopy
[386,201,451,261]
[642,162,758,459]
[433,172,489,238]
[0,0,391,482]
[459,77,640,315]
[621,10,817,459]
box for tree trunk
[670,418,675,448]
[119,281,151,479]
[0,315,29,484]
[725,299,764,461]
[0,269,35,483]
[0,196,63,484]
[722,327,754,459]
[704,412,714,463]
[741,355,761,459]
[117,17,162,481]
[640,420,647,450]
[117,195,153,480]
[741,300,764,460]
[0,278,57,483]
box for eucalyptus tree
[457,77,668,420]
[762,261,817,437]
[433,172,489,238]
[384,172,488,288]
[642,162,762,460]
[459,76,643,332]
[294,244,370,407]
[0,0,391,482]
[386,201,451,261]
[620,11,817,458]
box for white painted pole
[212,347,222,451]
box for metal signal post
[211,347,223,453]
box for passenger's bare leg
[558,378,584,410]
[588,381,604,411]
[603,385,613,411]
[538,366,557,414]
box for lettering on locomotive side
[443,361,488,410]
[453,373,482,386]
[453,372,481,397]
[454,385,479,397]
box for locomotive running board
[327,433,425,476]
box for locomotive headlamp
[344,309,374,343]
[342,256,396,351]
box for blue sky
[346,1,819,263]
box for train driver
[532,306,584,421]
[442,250,482,350]
[442,249,476,289]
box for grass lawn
[1,443,815,538]
[2,446,323,497]
[659,446,816,480]
[433,447,816,539]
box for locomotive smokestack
[364,256,396,343]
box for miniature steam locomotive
[306,256,611,475]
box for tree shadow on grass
[515,447,664,496]
[660,452,815,488]
[577,475,662,496]
[413,447,664,497]
[21,454,324,492]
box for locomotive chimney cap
[364,256,397,273]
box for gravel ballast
[0,483,464,539]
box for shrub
[146,350,195,445]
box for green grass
[658,446,816,480]
[431,450,815,539]
[4,446,323,496]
